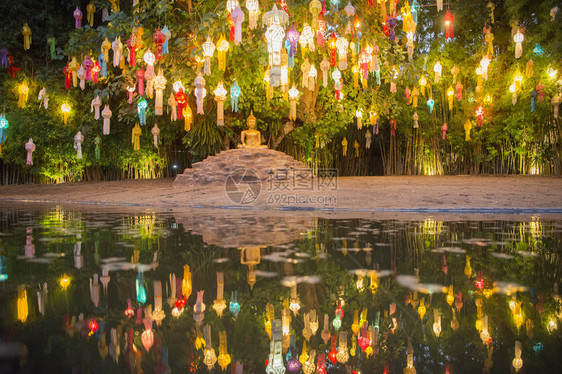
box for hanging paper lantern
[389,119,397,136]
[530,88,538,112]
[231,6,245,45]
[202,37,215,76]
[126,34,138,67]
[286,25,299,58]
[37,87,48,109]
[476,106,484,126]
[412,87,419,107]
[194,73,206,114]
[327,33,337,66]
[412,111,419,128]
[547,67,558,80]
[143,50,155,81]
[332,68,342,100]
[514,29,524,59]
[300,23,315,55]
[0,114,9,147]
[464,119,472,141]
[17,82,28,108]
[61,103,71,124]
[288,85,299,120]
[358,49,371,80]
[111,37,122,67]
[25,138,35,165]
[91,61,101,82]
[336,36,349,70]
[320,57,330,88]
[22,24,32,50]
[230,80,241,112]
[102,104,112,135]
[151,28,165,61]
[74,131,84,161]
[216,35,229,71]
[246,0,260,29]
[444,10,454,39]
[441,123,448,140]
[214,81,228,126]
[158,26,170,56]
[153,70,166,116]
[126,84,135,104]
[168,92,177,121]
[73,7,83,28]
[427,98,434,114]
[317,15,326,47]
[418,75,427,96]
[552,94,561,119]
[265,19,285,88]
[455,80,463,101]
[300,58,310,88]
[137,99,148,126]
[433,61,442,84]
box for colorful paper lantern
[22,24,32,50]
[111,37,122,67]
[102,104,112,135]
[514,29,524,59]
[230,80,241,112]
[194,73,206,114]
[216,35,229,71]
[202,37,215,76]
[214,81,228,126]
[74,131,84,159]
[132,123,142,151]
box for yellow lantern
[217,330,231,370]
[216,35,229,71]
[417,297,426,320]
[61,103,71,124]
[22,23,32,50]
[547,67,558,80]
[18,82,29,108]
[289,284,300,315]
[369,271,378,294]
[464,255,472,278]
[60,275,71,290]
[182,265,192,300]
[512,341,523,372]
[447,86,454,111]
[446,285,454,306]
[352,64,360,88]
[433,309,441,337]
[183,104,193,132]
[418,75,427,96]
[17,285,28,322]
[514,70,523,90]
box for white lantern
[202,37,216,76]
[288,85,299,120]
[336,37,349,70]
[214,81,228,126]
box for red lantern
[126,35,137,67]
[475,271,484,289]
[175,88,187,120]
[328,33,337,66]
[89,318,99,333]
[328,335,338,364]
[63,64,71,90]
[445,11,454,39]
[153,28,165,60]
[91,61,101,83]
[174,298,186,310]
[476,106,484,126]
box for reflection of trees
[2,211,562,373]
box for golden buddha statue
[237,111,268,149]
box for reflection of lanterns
[17,285,28,322]
[369,271,378,293]
[289,284,300,315]
[229,291,240,315]
[60,275,70,290]
[418,297,426,320]
[217,330,231,370]
[433,309,442,337]
[512,341,523,372]
[89,318,99,334]
[136,272,146,304]
[213,272,227,317]
[475,271,484,289]
[514,30,524,59]
[61,103,71,124]
[141,319,154,352]
[193,290,206,325]
[465,255,472,277]
[182,265,192,300]
[203,325,217,370]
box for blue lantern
[136,272,147,304]
[98,54,107,78]
[0,114,8,144]
[137,99,148,126]
[533,44,544,56]
[0,254,7,281]
[229,290,240,314]
[427,98,435,114]
[230,82,241,113]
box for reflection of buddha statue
[237,111,268,149]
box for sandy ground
[0,176,561,220]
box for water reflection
[0,206,561,373]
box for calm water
[0,205,561,374]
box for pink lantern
[83,56,94,81]
[137,69,145,95]
[141,319,154,352]
[441,123,448,140]
[73,7,83,29]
